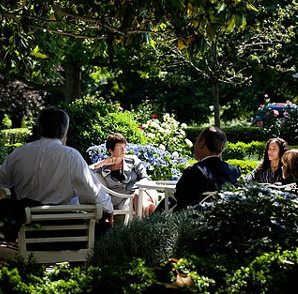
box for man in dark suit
[174,126,241,209]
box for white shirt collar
[200,155,221,162]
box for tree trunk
[63,61,82,102]
[210,39,220,128]
[213,79,220,128]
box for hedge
[1,128,31,145]
[186,125,265,144]
[226,159,258,175]
[186,124,298,145]
[223,141,265,161]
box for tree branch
[29,25,106,39]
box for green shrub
[100,111,148,145]
[186,125,265,144]
[0,128,31,161]
[88,209,200,267]
[223,248,298,294]
[226,159,258,175]
[2,114,12,129]
[89,183,298,269]
[223,141,265,161]
[1,184,298,293]
[0,256,44,293]
[223,142,247,160]
[1,128,32,145]
[60,97,147,158]
[1,249,297,293]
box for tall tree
[1,0,252,107]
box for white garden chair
[0,186,103,264]
[92,172,134,225]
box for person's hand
[94,157,116,169]
[102,211,114,227]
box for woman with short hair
[93,133,157,224]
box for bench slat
[30,213,96,221]
[24,236,89,244]
[23,224,89,231]
[23,250,89,263]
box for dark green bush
[1,184,298,293]
[223,249,298,294]
[90,183,298,268]
[1,250,297,293]
[88,210,200,267]
[190,184,298,260]
[223,126,266,144]
[186,125,265,144]
[186,122,298,146]
[60,97,147,158]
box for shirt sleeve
[133,156,150,180]
[0,154,14,188]
[70,151,113,213]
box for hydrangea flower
[141,113,192,158]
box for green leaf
[30,45,48,59]
[226,15,235,32]
[246,4,258,12]
[9,35,14,44]
[206,24,216,41]
[217,1,226,13]
[149,39,156,50]
[240,16,247,31]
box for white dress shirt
[0,137,113,213]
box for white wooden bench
[0,201,102,264]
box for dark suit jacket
[174,156,241,209]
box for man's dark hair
[37,107,69,139]
[198,126,227,153]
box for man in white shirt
[0,107,113,239]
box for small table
[135,180,177,217]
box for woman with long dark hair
[246,138,289,183]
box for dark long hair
[257,138,289,171]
